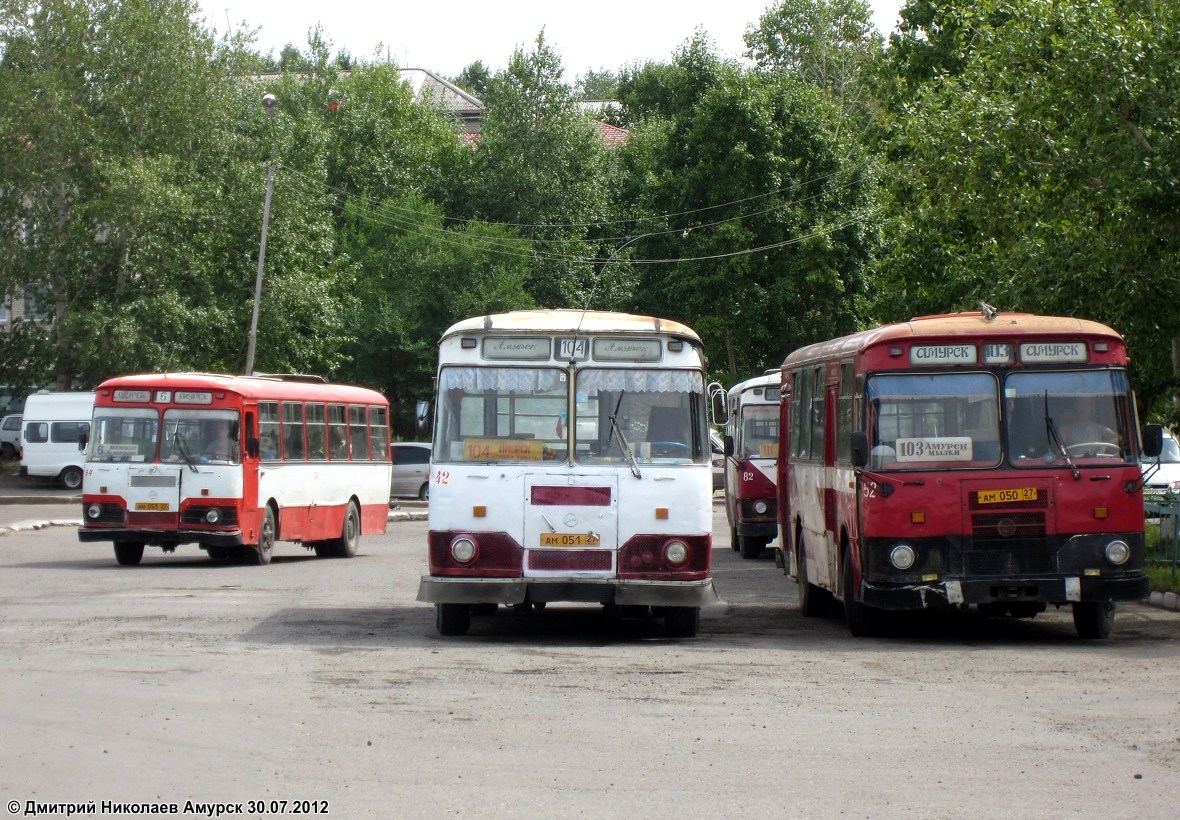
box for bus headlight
[890,544,917,571]
[451,537,477,563]
[205,508,222,524]
[87,504,103,520]
[1104,540,1130,566]
[752,500,769,515]
[664,539,689,565]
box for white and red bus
[721,371,781,559]
[778,310,1159,639]
[78,373,392,566]
[417,310,719,637]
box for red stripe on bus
[530,486,612,506]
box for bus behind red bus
[721,371,781,559]
[778,310,1159,638]
[78,373,392,566]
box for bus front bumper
[861,573,1150,611]
[417,576,718,608]
[77,527,244,548]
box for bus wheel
[113,541,144,566]
[664,606,700,638]
[250,507,276,566]
[60,466,83,491]
[206,545,231,561]
[842,549,879,637]
[1073,601,1115,639]
[739,535,764,560]
[332,501,361,558]
[312,541,334,557]
[730,526,739,552]
[796,543,830,617]
[436,603,470,636]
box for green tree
[464,32,616,309]
[454,61,491,97]
[618,36,878,381]
[875,0,1180,417]
[337,193,535,435]
[745,0,883,131]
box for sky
[197,1,906,79]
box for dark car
[390,441,432,500]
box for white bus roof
[440,310,702,344]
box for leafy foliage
[877,0,1180,418]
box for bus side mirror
[246,437,260,459]
[415,400,431,434]
[1142,424,1163,459]
[78,432,89,452]
[708,382,728,425]
[724,434,735,457]
[851,431,869,468]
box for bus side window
[259,401,281,460]
[283,401,305,459]
[348,404,369,461]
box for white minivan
[19,391,95,489]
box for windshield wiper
[1044,392,1080,480]
[607,391,642,479]
[174,429,199,473]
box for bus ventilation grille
[968,512,1049,575]
[130,474,179,488]
[527,549,612,572]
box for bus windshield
[866,372,1000,469]
[160,409,241,465]
[575,368,706,465]
[1006,370,1132,466]
[89,408,160,463]
[739,404,778,459]
[435,366,567,463]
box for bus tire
[437,603,470,636]
[113,541,144,566]
[730,526,739,552]
[739,535,764,560]
[60,466,83,491]
[250,507,276,566]
[332,501,361,558]
[796,542,830,618]
[842,548,879,637]
[664,606,700,638]
[206,545,232,561]
[312,541,334,557]
[1072,601,1115,639]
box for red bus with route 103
[718,370,781,560]
[777,309,1161,639]
[77,373,392,566]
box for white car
[0,413,21,460]
[1142,432,1180,496]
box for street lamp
[245,92,277,375]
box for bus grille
[527,549,612,572]
[130,474,178,488]
[967,511,1050,575]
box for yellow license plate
[134,502,170,511]
[977,487,1037,505]
[539,532,600,547]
